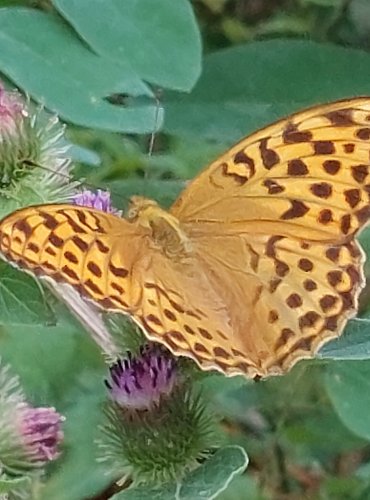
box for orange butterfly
[1,98,370,379]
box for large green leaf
[349,0,370,38]
[325,360,370,441]
[164,40,370,142]
[318,318,370,360]
[114,446,248,500]
[0,306,103,399]
[0,8,161,133]
[0,261,52,326]
[53,0,202,92]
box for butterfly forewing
[0,206,150,311]
[171,98,370,242]
[0,204,265,377]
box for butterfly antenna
[23,159,132,204]
[147,90,163,158]
[23,160,77,181]
[23,159,81,184]
[142,90,162,197]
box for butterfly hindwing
[192,233,364,374]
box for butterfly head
[127,195,191,257]
[127,195,159,221]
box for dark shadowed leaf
[165,41,370,142]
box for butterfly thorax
[128,196,191,258]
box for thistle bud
[0,361,64,476]
[0,82,76,214]
[17,406,64,464]
[0,84,25,139]
[99,345,217,485]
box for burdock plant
[99,345,217,486]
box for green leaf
[217,474,263,500]
[359,228,370,275]
[114,446,248,500]
[283,410,366,457]
[0,261,52,326]
[325,360,370,441]
[164,40,370,142]
[356,460,370,479]
[197,373,248,400]
[0,8,147,98]
[0,307,102,399]
[53,0,202,92]
[257,13,313,37]
[0,8,162,133]
[69,144,101,167]
[318,318,370,360]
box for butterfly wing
[0,205,151,311]
[2,98,370,379]
[0,204,259,375]
[168,98,370,374]
[191,233,363,374]
[171,98,370,241]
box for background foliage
[2,0,370,498]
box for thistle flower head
[99,346,217,485]
[0,82,77,212]
[17,405,64,464]
[105,346,176,410]
[72,189,121,215]
[0,361,64,476]
[0,84,25,138]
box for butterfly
[1,98,370,379]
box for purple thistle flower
[72,189,121,215]
[0,361,64,475]
[99,347,216,484]
[0,83,25,138]
[105,346,177,410]
[18,405,64,463]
